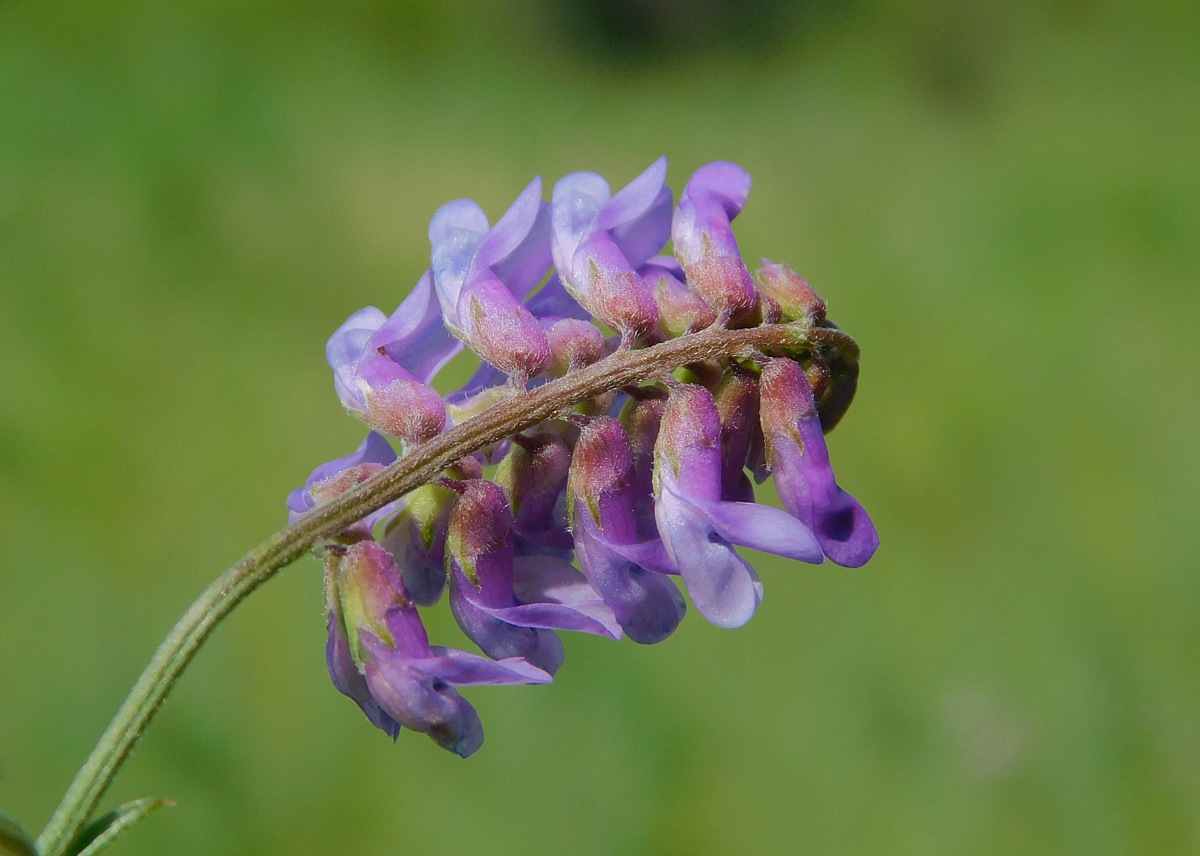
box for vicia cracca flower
[292,157,879,756]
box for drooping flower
[671,161,758,321]
[759,357,879,568]
[445,479,621,674]
[653,382,824,628]
[568,417,685,644]
[325,539,550,757]
[429,178,554,382]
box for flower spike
[292,157,878,756]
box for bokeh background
[2,1,1197,854]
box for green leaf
[0,811,38,856]
[65,799,173,856]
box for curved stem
[36,319,822,856]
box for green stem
[35,319,820,856]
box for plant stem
[35,319,820,856]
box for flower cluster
[289,158,878,756]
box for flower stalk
[35,317,830,856]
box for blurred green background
[2,1,1198,853]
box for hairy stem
[36,318,822,856]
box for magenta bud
[545,318,607,375]
[655,383,723,495]
[641,257,716,338]
[568,418,634,519]
[754,260,827,322]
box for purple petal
[476,178,553,298]
[509,554,622,638]
[573,515,686,644]
[597,157,673,266]
[287,432,396,519]
[655,484,763,629]
[677,494,824,564]
[362,639,485,757]
[370,271,464,384]
[551,171,611,271]
[418,647,553,686]
[430,199,488,315]
[449,563,566,675]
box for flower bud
[325,539,550,756]
[496,431,573,550]
[641,256,716,338]
[754,260,827,322]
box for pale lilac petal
[598,157,673,266]
[474,178,553,298]
[655,484,763,629]
[287,432,396,520]
[509,554,622,637]
[430,199,488,316]
[369,271,463,384]
[327,306,388,410]
[550,171,611,272]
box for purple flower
[446,480,621,674]
[325,539,550,757]
[671,162,758,321]
[550,158,671,340]
[327,301,448,444]
[568,417,686,644]
[429,178,553,382]
[654,383,824,628]
[759,358,879,568]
